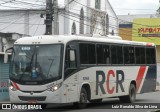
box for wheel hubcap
[81,93,87,103]
[131,88,135,101]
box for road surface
[1,91,160,112]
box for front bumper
[9,89,62,103]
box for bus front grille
[18,96,46,101]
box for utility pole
[45,0,53,35]
[53,0,59,35]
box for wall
[119,24,133,40]
[0,10,45,36]
[119,28,132,41]
[64,0,118,35]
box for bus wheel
[119,84,136,103]
[90,99,102,103]
[74,87,88,109]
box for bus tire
[74,87,88,109]
[90,99,102,103]
[119,84,136,103]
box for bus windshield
[10,44,63,85]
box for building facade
[0,0,118,36]
[58,0,118,36]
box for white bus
[6,35,157,108]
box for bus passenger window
[117,46,123,64]
[135,47,145,64]
[151,48,156,64]
[129,47,135,64]
[80,44,88,64]
[124,46,129,64]
[96,44,110,64]
[96,45,103,64]
[111,46,117,64]
[111,45,123,64]
[146,47,156,64]
[80,43,96,64]
[124,46,135,64]
[104,45,110,64]
[88,44,96,64]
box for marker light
[9,83,17,91]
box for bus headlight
[47,83,62,92]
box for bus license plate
[28,100,37,103]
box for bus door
[64,49,78,102]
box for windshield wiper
[29,47,36,68]
[47,58,55,78]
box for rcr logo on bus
[96,70,125,95]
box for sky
[0,0,159,15]
[109,0,159,15]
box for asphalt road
[1,91,160,112]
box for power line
[114,8,157,11]
[33,17,42,35]
[0,21,44,25]
[60,10,141,37]
[72,0,160,28]
[61,9,149,37]
[68,6,158,28]
[18,16,44,35]
[0,14,25,31]
[59,12,119,35]
[0,0,14,5]
[0,0,45,9]
[60,7,156,38]
[14,0,45,7]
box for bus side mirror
[69,50,75,61]
[4,52,8,63]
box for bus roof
[14,35,155,47]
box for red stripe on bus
[136,66,146,93]
[146,43,153,46]
[12,81,20,90]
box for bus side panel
[139,65,157,93]
[77,66,138,100]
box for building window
[95,0,101,9]
[80,8,84,34]
[71,22,76,35]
